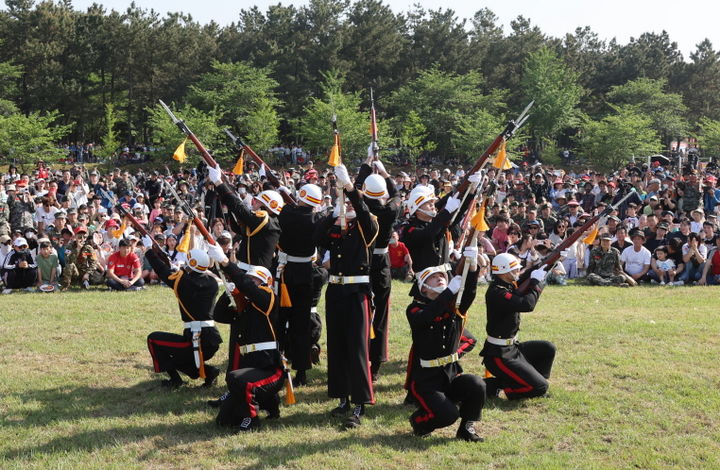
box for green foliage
[300,70,369,161]
[395,110,435,162]
[697,117,720,158]
[577,105,661,170]
[521,46,583,150]
[146,103,224,166]
[98,103,120,158]
[188,61,280,153]
[0,110,73,164]
[451,109,503,161]
[0,58,21,116]
[606,77,688,142]
[388,67,505,160]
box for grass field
[1,282,720,470]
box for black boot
[294,369,307,387]
[370,362,381,384]
[236,416,262,433]
[456,420,484,442]
[264,395,281,420]
[310,344,321,365]
[202,365,220,388]
[343,404,365,429]
[409,416,433,437]
[484,377,500,399]
[161,370,184,388]
[207,390,231,408]
[330,398,351,417]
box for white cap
[14,237,28,247]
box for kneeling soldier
[406,247,486,442]
[210,244,286,433]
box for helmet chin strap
[426,285,446,294]
[418,208,437,218]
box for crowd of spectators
[3,154,720,295]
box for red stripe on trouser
[363,294,375,404]
[384,297,390,359]
[147,339,192,373]
[232,344,241,371]
[493,357,533,395]
[410,381,434,423]
[245,368,284,418]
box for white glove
[225,282,236,293]
[468,171,482,185]
[207,243,229,264]
[334,164,352,190]
[373,160,387,176]
[445,195,462,214]
[530,267,548,282]
[448,275,463,294]
[322,250,331,265]
[141,235,153,248]
[277,251,288,266]
[206,164,223,184]
[463,246,478,269]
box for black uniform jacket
[480,270,543,359]
[214,262,282,370]
[313,188,379,293]
[216,182,280,269]
[146,249,222,345]
[278,203,319,283]
[406,270,478,383]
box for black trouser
[370,253,391,367]
[283,281,314,371]
[216,367,285,425]
[107,277,145,290]
[410,373,486,432]
[325,285,374,405]
[483,340,556,400]
[226,323,241,375]
[6,268,37,289]
[147,330,220,379]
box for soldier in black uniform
[406,251,486,442]
[143,239,222,388]
[276,183,325,386]
[481,252,556,400]
[354,158,403,382]
[313,164,379,429]
[209,244,285,432]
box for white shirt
[621,245,652,275]
[35,206,59,226]
[682,243,708,261]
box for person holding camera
[2,237,37,294]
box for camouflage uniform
[8,196,34,231]
[0,198,9,237]
[586,246,626,286]
[61,241,103,288]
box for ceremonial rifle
[516,189,637,294]
[98,187,171,266]
[223,128,297,206]
[162,180,238,308]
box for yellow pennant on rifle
[176,223,192,253]
[328,133,341,167]
[110,218,127,238]
[232,149,245,175]
[492,139,512,170]
[472,200,490,232]
[583,222,601,244]
[173,138,187,163]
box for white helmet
[491,253,521,275]
[246,265,273,286]
[254,190,284,215]
[187,248,210,273]
[297,184,323,208]
[362,174,388,199]
[407,185,437,216]
[415,265,448,291]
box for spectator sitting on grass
[2,237,37,294]
[612,225,632,252]
[621,229,651,284]
[106,238,144,291]
[649,246,676,285]
[680,232,707,284]
[535,242,567,286]
[644,222,669,253]
[36,240,59,291]
[698,235,720,286]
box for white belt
[239,341,277,354]
[184,320,216,332]
[237,261,251,271]
[310,307,318,314]
[329,274,370,285]
[486,335,518,346]
[420,352,459,368]
[287,254,315,263]
[373,247,389,255]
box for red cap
[74,226,88,234]
[607,182,616,188]
[105,219,119,228]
